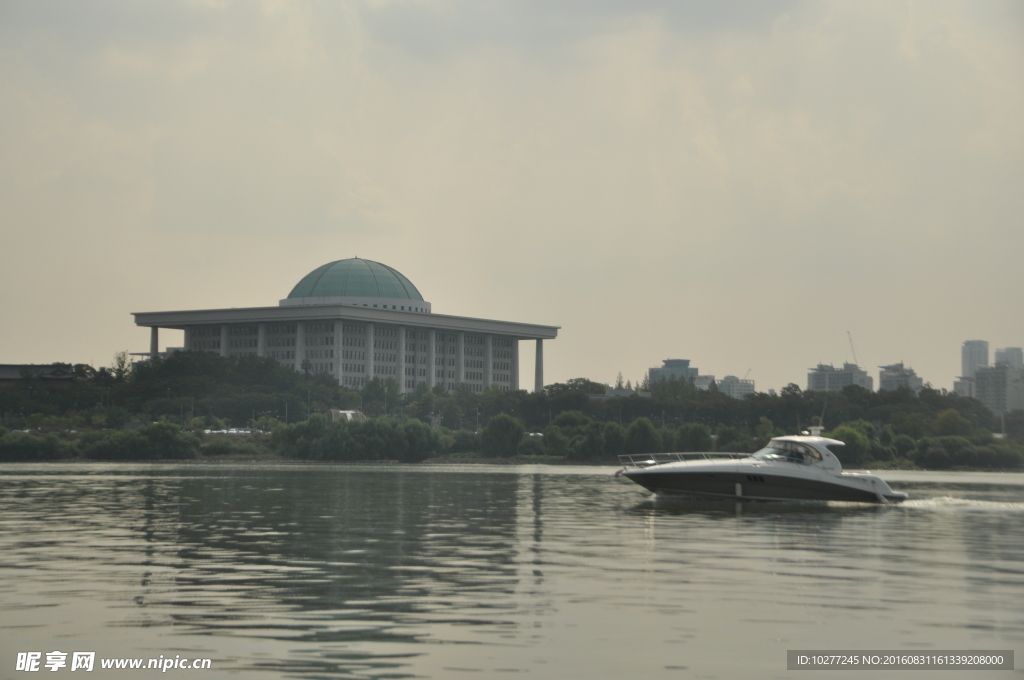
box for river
[1,463,1022,679]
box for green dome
[287,258,424,301]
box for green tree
[843,419,877,442]
[545,379,607,397]
[399,419,439,462]
[552,410,593,432]
[893,434,916,457]
[935,409,974,437]
[602,421,626,457]
[569,423,605,461]
[828,424,870,467]
[0,431,74,461]
[625,417,659,455]
[755,416,778,446]
[481,413,525,458]
[518,436,545,457]
[714,424,750,452]
[543,425,570,456]
[83,423,198,460]
[676,423,713,452]
[111,351,131,382]
[780,383,803,399]
[362,378,387,416]
[451,429,479,453]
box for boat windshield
[752,441,823,464]
[752,447,798,462]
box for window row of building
[307,336,334,346]
[180,322,521,393]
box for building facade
[0,363,74,383]
[649,359,699,384]
[975,364,1024,415]
[878,362,924,393]
[994,347,1024,369]
[717,375,755,399]
[693,375,716,391]
[134,259,559,394]
[955,340,989,397]
[807,363,873,392]
[962,340,989,377]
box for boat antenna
[819,396,828,430]
[847,331,860,366]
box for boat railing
[617,452,748,468]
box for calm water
[1,463,1022,679]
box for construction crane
[743,369,751,380]
[847,331,860,366]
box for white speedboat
[616,435,907,504]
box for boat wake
[897,495,1024,512]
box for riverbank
[3,423,1023,472]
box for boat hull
[623,469,907,504]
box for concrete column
[182,327,191,353]
[334,321,343,384]
[294,322,305,372]
[397,326,407,393]
[150,327,159,359]
[456,332,465,386]
[257,323,267,358]
[511,339,519,391]
[534,339,544,393]
[428,329,436,388]
[366,323,375,382]
[220,325,229,358]
[485,335,493,389]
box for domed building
[133,258,558,393]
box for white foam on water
[898,495,1024,511]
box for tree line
[1,351,1022,469]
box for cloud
[0,0,1022,391]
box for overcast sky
[2,0,1022,392]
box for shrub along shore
[1,351,1022,470]
[2,411,1022,471]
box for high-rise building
[878,363,924,393]
[975,364,1024,414]
[717,375,755,399]
[994,347,1024,368]
[807,363,873,392]
[955,340,990,398]
[648,359,699,384]
[694,375,716,391]
[962,340,989,378]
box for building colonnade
[163,323,538,394]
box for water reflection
[1,464,1023,679]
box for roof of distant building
[287,258,424,301]
[0,363,74,381]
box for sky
[1,0,1022,392]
